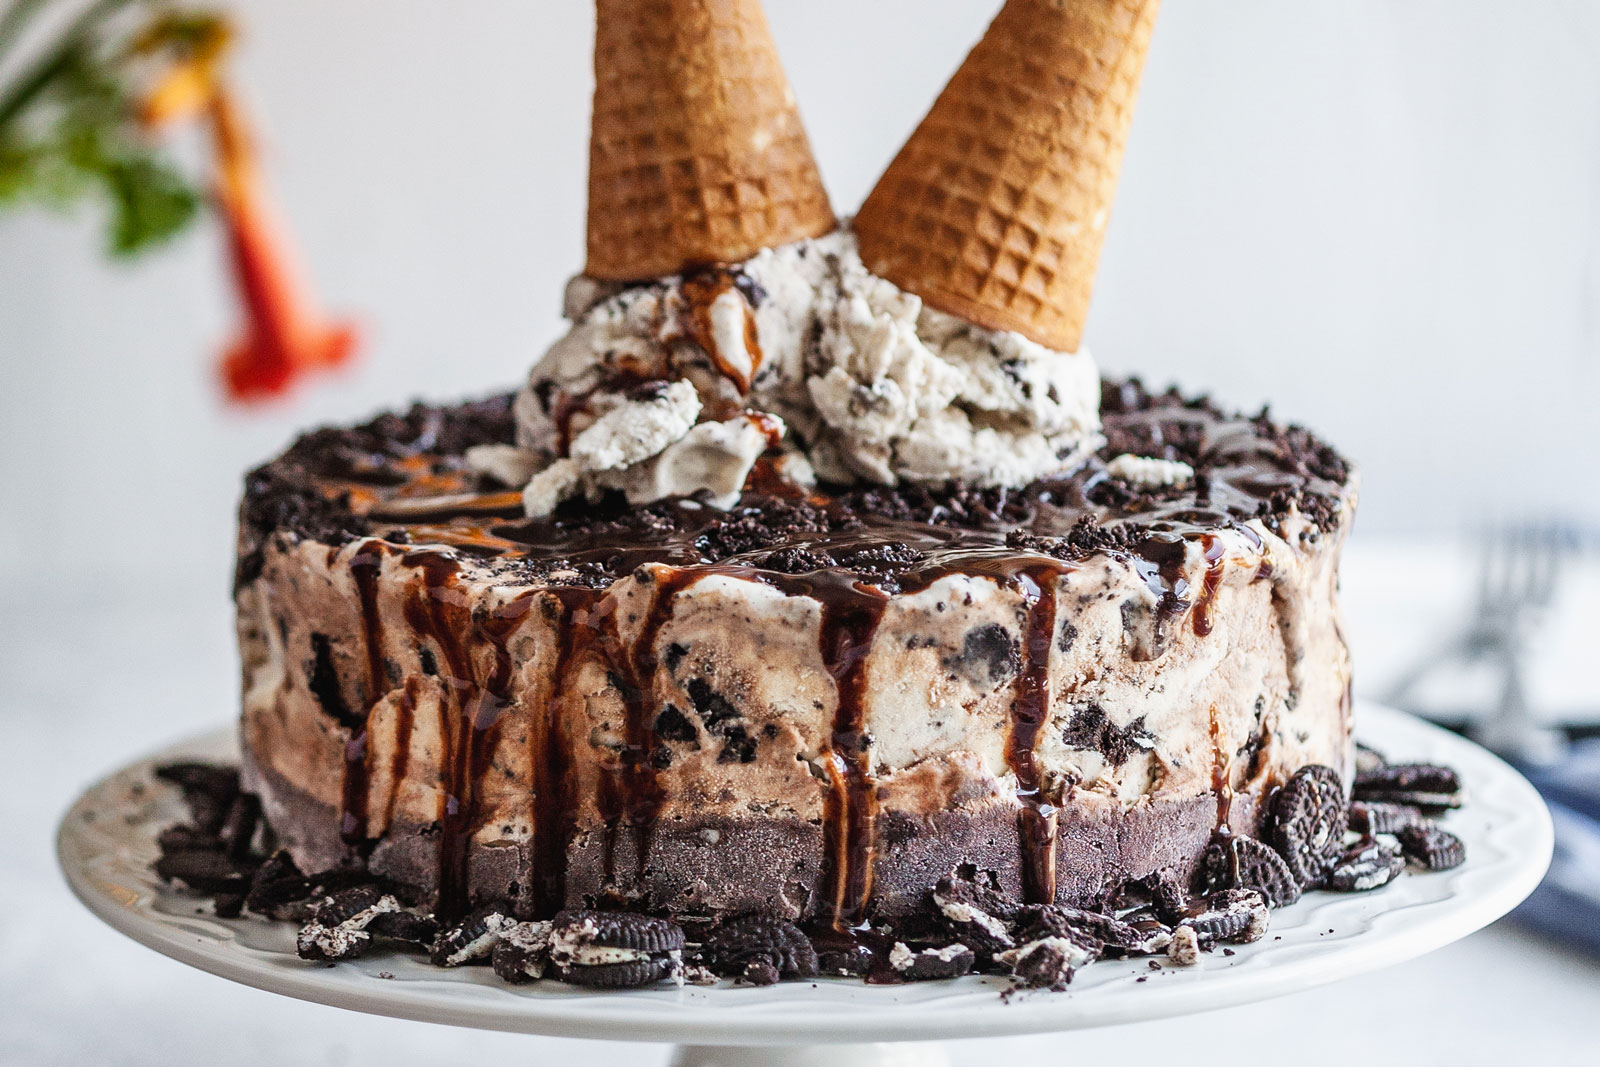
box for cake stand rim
[57,701,1552,1046]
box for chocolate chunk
[431,904,517,967]
[490,921,554,983]
[1396,825,1466,871]
[1354,763,1463,810]
[153,849,253,896]
[889,942,976,980]
[1348,800,1428,836]
[1325,837,1406,892]
[1270,765,1348,887]
[701,915,818,980]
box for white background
[3,2,1600,1064]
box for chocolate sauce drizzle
[1006,563,1068,906]
[338,546,388,851]
[808,578,889,928]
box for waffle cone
[854,0,1160,352]
[586,0,835,281]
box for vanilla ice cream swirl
[494,228,1104,516]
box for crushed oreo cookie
[238,380,1353,595]
[699,915,818,983]
[931,872,1022,953]
[888,941,976,981]
[1325,837,1406,892]
[491,921,555,983]
[997,929,1100,990]
[147,745,1470,996]
[1396,825,1467,871]
[1174,889,1270,946]
[431,904,517,967]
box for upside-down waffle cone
[585,0,835,281]
[854,0,1160,353]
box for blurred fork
[1383,521,1574,765]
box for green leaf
[101,150,198,254]
[0,0,206,255]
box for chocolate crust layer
[245,749,1266,919]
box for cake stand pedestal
[58,703,1550,1064]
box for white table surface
[4,538,1598,1066]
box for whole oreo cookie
[1353,763,1463,810]
[1226,835,1302,908]
[1348,800,1428,835]
[700,915,818,981]
[1396,825,1467,871]
[1270,765,1348,887]
[550,910,685,988]
[1325,836,1406,892]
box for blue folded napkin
[1512,739,1600,955]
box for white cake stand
[58,702,1551,1067]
